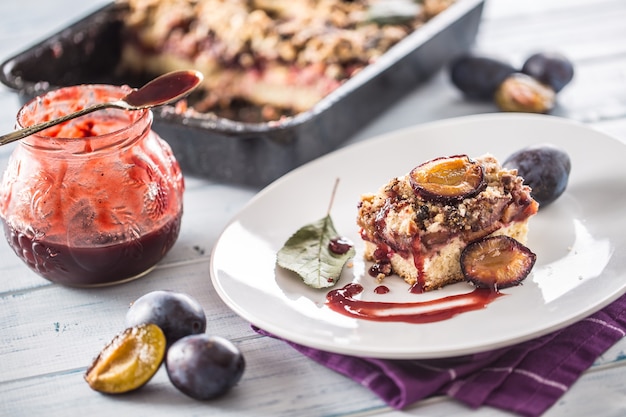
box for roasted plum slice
[84,323,166,394]
[409,155,486,203]
[461,235,536,291]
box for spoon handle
[0,101,118,146]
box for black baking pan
[0,0,485,187]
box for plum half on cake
[356,154,539,292]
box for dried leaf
[277,214,355,289]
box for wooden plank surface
[1,0,625,416]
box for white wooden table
[1,1,625,416]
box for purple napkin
[254,293,626,417]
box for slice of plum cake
[357,154,538,292]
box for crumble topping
[357,154,535,254]
[116,0,456,121]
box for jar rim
[17,84,150,150]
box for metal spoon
[0,69,203,146]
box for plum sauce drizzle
[328,237,353,255]
[374,285,390,294]
[326,283,504,324]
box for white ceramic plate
[210,113,626,359]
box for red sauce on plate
[326,283,504,324]
[374,285,390,294]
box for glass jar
[0,85,185,286]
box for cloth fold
[254,293,626,417]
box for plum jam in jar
[0,85,184,286]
